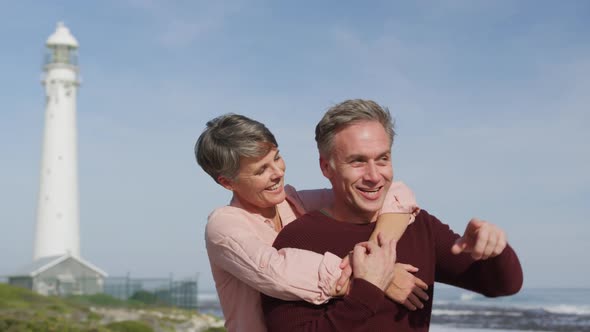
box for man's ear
[217,176,234,191]
[319,156,333,179]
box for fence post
[196,272,200,310]
[126,272,131,299]
[167,273,173,306]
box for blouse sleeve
[380,181,420,223]
[206,207,342,304]
[289,187,334,213]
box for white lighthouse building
[34,22,81,260]
[8,23,106,296]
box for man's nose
[363,161,380,182]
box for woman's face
[223,147,287,214]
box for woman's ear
[218,176,233,191]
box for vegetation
[0,283,225,332]
[0,282,94,331]
[128,290,162,306]
[67,293,137,307]
[105,320,153,332]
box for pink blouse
[205,182,418,332]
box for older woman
[195,114,427,332]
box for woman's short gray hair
[315,99,395,158]
[195,113,278,183]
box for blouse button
[264,219,274,230]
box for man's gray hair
[195,113,278,183]
[315,99,395,157]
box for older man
[262,99,523,332]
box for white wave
[433,302,590,316]
[544,304,590,315]
[432,309,522,317]
[432,309,476,316]
[479,311,522,317]
[459,292,477,301]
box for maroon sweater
[262,210,523,332]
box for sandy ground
[91,307,225,332]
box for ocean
[197,287,590,331]
[430,287,590,331]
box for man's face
[320,121,393,223]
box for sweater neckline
[309,210,376,230]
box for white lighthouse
[34,22,81,260]
[7,23,106,296]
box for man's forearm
[460,244,523,297]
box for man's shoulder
[408,209,438,227]
[273,212,329,250]
[403,209,446,238]
[283,211,325,229]
[412,209,429,223]
[401,209,457,247]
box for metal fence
[1,274,199,310]
[104,275,199,309]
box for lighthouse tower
[34,22,81,260]
[7,23,106,296]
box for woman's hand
[332,255,352,296]
[385,263,429,310]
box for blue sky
[0,1,588,291]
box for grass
[105,320,153,332]
[67,293,142,308]
[0,283,102,331]
[0,283,226,331]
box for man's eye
[274,155,282,161]
[377,157,389,164]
